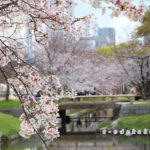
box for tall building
[95,27,116,48]
[26,0,74,63]
[26,19,34,64]
[144,36,150,43]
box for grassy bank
[0,112,21,137]
[68,109,92,115]
[0,96,130,108]
[99,114,150,130]
[118,114,150,130]
[99,119,113,128]
[59,96,129,103]
[0,100,21,109]
[130,100,150,106]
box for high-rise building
[95,27,116,48]
[26,18,34,64]
[144,36,150,43]
[26,0,74,63]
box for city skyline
[95,27,116,48]
[74,0,141,44]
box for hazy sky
[74,0,141,44]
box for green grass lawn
[59,98,73,103]
[0,100,21,109]
[0,96,129,108]
[5,147,33,150]
[2,144,38,150]
[118,114,150,130]
[116,96,129,101]
[99,119,113,128]
[0,112,21,137]
[130,100,150,106]
[0,96,131,107]
[68,109,92,115]
[82,96,129,102]
[59,96,129,103]
[99,114,150,130]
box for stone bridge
[58,95,135,133]
[59,94,135,110]
[0,95,136,134]
[59,101,115,110]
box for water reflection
[68,121,99,132]
[76,118,82,131]
[2,110,150,150]
[24,148,37,150]
[2,134,150,150]
[1,137,42,150]
[66,111,107,132]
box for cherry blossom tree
[34,32,102,92]
[81,0,146,21]
[112,42,150,100]
[34,33,127,95]
[0,0,86,149]
[0,0,147,149]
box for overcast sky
[74,0,142,44]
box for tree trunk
[5,83,9,101]
[141,89,150,101]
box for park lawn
[5,146,39,150]
[6,147,30,150]
[82,96,128,102]
[130,100,150,106]
[60,96,129,103]
[99,114,150,130]
[0,100,21,109]
[99,119,113,128]
[4,144,40,150]
[59,98,73,103]
[118,114,150,130]
[68,109,92,115]
[116,96,129,101]
[0,112,21,137]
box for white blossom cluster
[0,0,147,148]
[0,46,76,141]
[81,0,146,21]
[9,65,62,140]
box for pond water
[65,109,110,132]
[2,110,150,150]
[2,134,150,150]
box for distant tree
[0,0,146,148]
[34,32,104,92]
[112,42,150,100]
[136,7,150,38]
[96,46,113,58]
